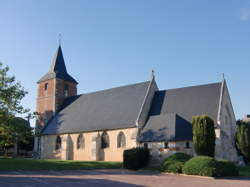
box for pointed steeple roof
[49,45,67,74]
[38,46,78,84]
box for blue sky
[0,0,249,126]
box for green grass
[0,157,122,171]
[238,165,250,177]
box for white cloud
[240,8,250,21]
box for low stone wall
[142,141,193,166]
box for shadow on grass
[0,158,123,170]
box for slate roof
[37,46,78,84]
[139,113,192,142]
[41,81,151,135]
[139,82,222,142]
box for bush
[182,156,218,177]
[216,160,239,177]
[161,153,191,173]
[182,156,239,177]
[236,120,250,163]
[123,147,150,170]
[192,115,215,157]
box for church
[34,45,238,163]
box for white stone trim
[217,79,224,125]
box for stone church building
[34,45,238,162]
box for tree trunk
[13,137,18,158]
[3,147,7,157]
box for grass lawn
[0,157,122,171]
[238,165,250,177]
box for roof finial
[151,69,155,80]
[58,33,62,46]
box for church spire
[49,45,67,74]
[37,45,78,84]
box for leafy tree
[0,62,30,156]
[236,120,250,162]
[0,117,33,156]
[0,62,28,116]
[192,115,216,157]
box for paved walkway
[0,170,249,187]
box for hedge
[216,160,239,177]
[123,147,150,170]
[236,121,250,163]
[182,156,218,177]
[182,156,239,177]
[161,153,191,173]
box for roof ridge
[158,82,221,92]
[78,81,150,96]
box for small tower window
[185,142,190,149]
[44,83,48,90]
[64,84,69,97]
[144,143,148,149]
[164,142,169,149]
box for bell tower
[35,45,78,133]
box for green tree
[0,62,28,116]
[0,62,29,156]
[0,117,33,156]
[192,115,216,157]
[236,120,250,162]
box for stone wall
[215,81,238,162]
[36,79,77,130]
[142,141,193,166]
[54,79,77,112]
[41,127,138,162]
[36,79,56,128]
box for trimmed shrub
[123,147,150,170]
[182,156,218,177]
[216,160,239,177]
[161,153,191,173]
[192,115,216,157]
[183,156,239,177]
[236,120,250,163]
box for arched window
[55,136,62,150]
[117,132,126,148]
[44,83,48,90]
[164,142,169,149]
[77,134,84,149]
[101,131,109,149]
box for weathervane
[222,73,225,80]
[58,33,62,45]
[151,69,155,80]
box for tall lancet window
[64,84,69,97]
[101,131,110,149]
[117,132,126,148]
[55,136,62,150]
[77,134,85,150]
